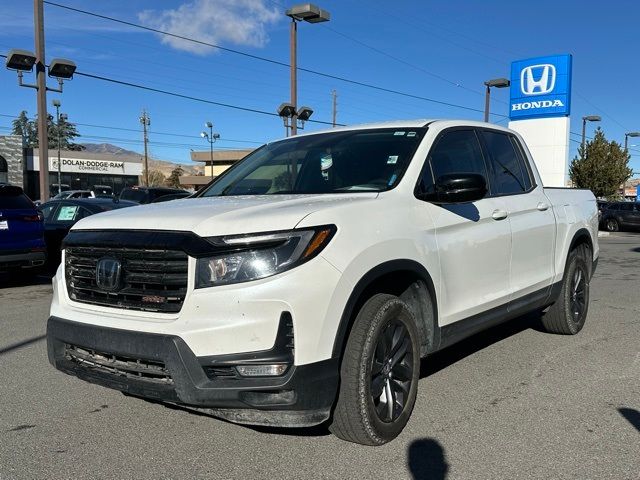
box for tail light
[22,214,42,222]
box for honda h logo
[96,257,121,292]
[520,64,556,96]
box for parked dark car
[601,202,640,232]
[38,198,138,266]
[597,200,609,223]
[119,186,187,204]
[149,191,192,203]
[0,184,46,273]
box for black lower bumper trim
[47,316,339,427]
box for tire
[329,293,421,445]
[605,218,619,232]
[541,248,590,335]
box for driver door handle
[537,202,550,211]
[492,209,508,220]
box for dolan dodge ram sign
[509,54,572,120]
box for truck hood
[73,193,379,237]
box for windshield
[199,128,426,196]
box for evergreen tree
[11,110,36,146]
[166,166,185,188]
[10,111,84,151]
[569,128,632,199]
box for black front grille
[65,246,188,313]
[64,343,174,385]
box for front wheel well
[333,262,438,359]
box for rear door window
[480,130,532,195]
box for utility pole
[140,110,150,186]
[34,0,49,200]
[331,90,337,127]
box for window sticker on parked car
[57,206,78,221]
[0,220,8,230]
[393,131,406,136]
[387,155,399,164]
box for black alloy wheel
[570,267,587,323]
[330,293,421,445]
[371,321,414,423]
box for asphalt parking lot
[1,234,639,479]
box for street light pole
[285,4,329,136]
[483,78,510,122]
[624,132,640,151]
[34,0,49,200]
[52,99,61,195]
[581,116,601,155]
[290,18,298,136]
[201,122,220,181]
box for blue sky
[1,0,639,174]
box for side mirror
[430,173,487,204]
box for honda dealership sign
[509,54,572,120]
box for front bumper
[47,316,339,427]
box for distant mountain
[80,143,139,156]
[79,143,203,176]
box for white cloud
[138,0,280,55]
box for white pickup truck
[47,120,598,445]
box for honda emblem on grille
[96,257,122,292]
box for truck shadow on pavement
[421,311,543,378]
[408,438,449,480]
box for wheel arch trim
[331,259,438,359]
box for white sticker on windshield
[394,131,406,136]
[0,220,8,230]
[57,206,78,221]
[407,131,417,137]
[387,155,399,164]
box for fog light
[235,365,288,377]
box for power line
[0,112,263,145]
[42,1,505,118]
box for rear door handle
[492,209,508,220]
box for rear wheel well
[334,265,437,359]
[569,230,593,277]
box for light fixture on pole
[201,121,220,180]
[284,3,329,136]
[580,115,601,155]
[624,131,640,151]
[483,78,510,122]
[5,17,77,202]
[277,103,313,136]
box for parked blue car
[0,184,46,273]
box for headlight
[195,225,336,288]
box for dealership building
[0,135,143,199]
